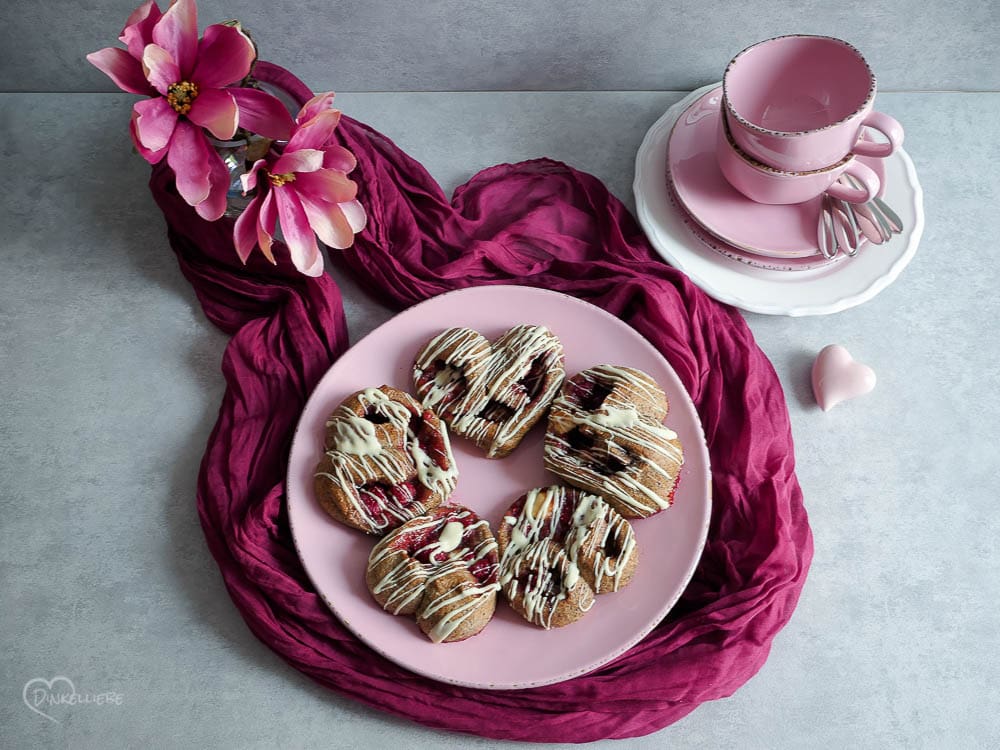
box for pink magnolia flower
[234,94,366,276]
[87,0,294,220]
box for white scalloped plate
[634,83,924,316]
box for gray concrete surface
[2,90,999,748]
[5,0,999,93]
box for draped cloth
[149,62,812,742]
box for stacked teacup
[718,35,903,206]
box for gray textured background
[3,89,1000,747]
[4,0,1000,93]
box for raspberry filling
[507,496,527,518]
[357,479,420,524]
[468,555,498,584]
[566,376,612,411]
[552,496,575,539]
[393,510,499,585]
[411,410,450,470]
[665,471,681,506]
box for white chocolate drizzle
[368,508,500,642]
[326,416,381,456]
[437,521,464,553]
[413,330,489,412]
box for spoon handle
[853,204,885,245]
[817,195,838,259]
[845,174,900,240]
[872,195,904,234]
[835,198,862,256]
[853,199,892,243]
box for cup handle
[852,111,905,158]
[827,162,880,204]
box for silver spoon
[851,203,886,245]
[845,174,903,239]
[817,194,839,259]
[831,196,861,256]
[873,194,903,234]
[852,199,891,243]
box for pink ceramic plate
[665,172,844,272]
[668,88,886,259]
[286,285,712,689]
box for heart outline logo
[22,675,76,723]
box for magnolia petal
[297,92,336,124]
[297,191,356,250]
[322,144,358,173]
[274,189,322,275]
[286,109,341,152]
[257,190,277,264]
[339,199,368,233]
[130,108,168,164]
[188,88,238,140]
[241,158,267,194]
[271,148,324,176]
[193,147,230,221]
[120,0,163,60]
[191,24,255,88]
[167,120,212,206]
[141,43,180,96]
[133,96,178,152]
[87,47,153,95]
[233,195,262,263]
[293,169,358,204]
[152,0,198,78]
[229,87,294,140]
[300,248,325,277]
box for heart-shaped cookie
[811,344,877,411]
[412,325,565,458]
[544,365,684,518]
[314,386,458,534]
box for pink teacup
[722,35,904,171]
[716,113,880,205]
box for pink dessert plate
[665,176,844,272]
[286,285,712,690]
[668,87,886,259]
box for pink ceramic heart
[811,344,876,411]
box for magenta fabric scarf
[148,63,812,742]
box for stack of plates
[633,84,924,316]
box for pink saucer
[667,88,886,259]
[665,173,843,272]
